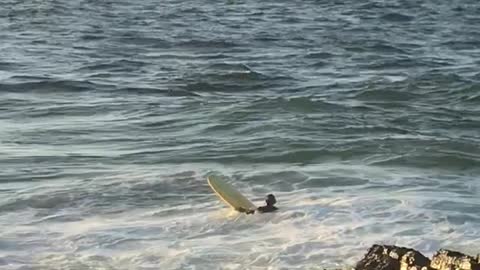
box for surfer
[237,194,278,214]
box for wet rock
[355,244,430,270]
[401,250,431,270]
[430,250,480,270]
[355,245,479,270]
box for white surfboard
[207,175,256,212]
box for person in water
[236,194,278,214]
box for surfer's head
[265,194,276,206]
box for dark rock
[401,249,431,270]
[430,249,480,270]
[355,245,479,270]
[355,245,430,270]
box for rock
[430,250,480,270]
[355,245,430,270]
[401,250,431,270]
[355,245,479,270]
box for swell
[175,65,293,93]
[176,39,241,49]
[380,13,414,22]
[0,171,211,215]
[0,78,112,93]
[0,79,203,97]
[76,59,150,72]
[217,96,351,115]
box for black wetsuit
[237,205,278,214]
[257,205,278,213]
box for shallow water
[1,0,479,269]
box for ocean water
[1,0,479,269]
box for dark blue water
[1,0,479,269]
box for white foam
[1,165,479,269]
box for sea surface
[1,0,479,269]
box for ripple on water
[1,0,480,268]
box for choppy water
[1,0,480,269]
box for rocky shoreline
[355,245,479,270]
